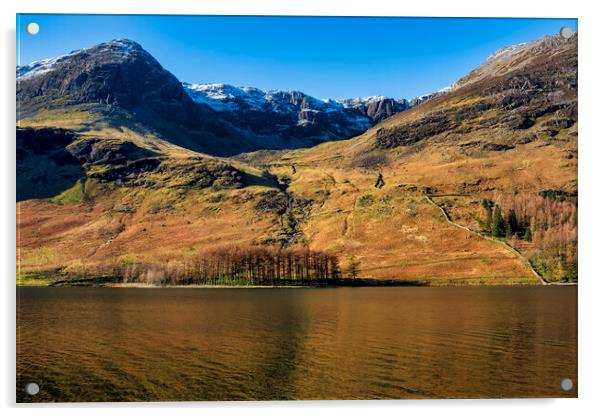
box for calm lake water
[16,286,577,402]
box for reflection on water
[16,286,577,402]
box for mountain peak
[106,38,141,47]
[16,36,209,131]
[17,38,151,82]
[487,32,576,63]
[458,31,577,88]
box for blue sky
[17,15,577,99]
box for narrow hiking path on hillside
[424,193,548,285]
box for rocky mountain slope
[17,39,412,156]
[285,33,577,186]
[184,82,410,142]
[16,39,257,156]
[16,33,577,285]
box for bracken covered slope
[17,33,577,285]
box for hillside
[16,33,577,286]
[236,33,578,283]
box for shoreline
[16,272,576,288]
[106,283,323,289]
[15,281,577,288]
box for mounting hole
[560,27,574,40]
[25,22,40,36]
[560,378,573,391]
[24,382,39,396]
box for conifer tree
[524,227,533,242]
[507,209,519,236]
[492,206,506,237]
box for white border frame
[2,1,601,415]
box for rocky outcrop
[338,96,410,123]
[17,127,83,201]
[67,138,159,165]
[374,112,451,148]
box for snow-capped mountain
[184,83,270,112]
[16,39,198,117]
[17,39,145,81]
[16,38,424,155]
[183,82,375,144]
[183,82,412,139]
[16,39,244,155]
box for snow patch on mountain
[183,83,413,116]
[183,82,381,133]
[184,82,348,113]
[17,51,81,81]
[487,42,529,63]
[338,96,387,108]
[17,39,146,81]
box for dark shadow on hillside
[16,127,85,202]
[241,170,280,189]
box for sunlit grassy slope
[17,111,548,284]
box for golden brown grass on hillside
[16,35,577,285]
[17,105,576,285]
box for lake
[16,286,577,402]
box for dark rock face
[214,99,370,147]
[375,112,451,148]
[16,127,78,158]
[361,97,410,123]
[67,138,159,165]
[337,96,411,123]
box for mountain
[370,33,577,152]
[184,82,410,140]
[184,83,371,147]
[16,33,577,286]
[17,39,219,127]
[17,39,411,156]
[16,39,280,156]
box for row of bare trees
[80,246,342,286]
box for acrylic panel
[16,14,578,402]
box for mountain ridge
[183,81,412,123]
[17,39,418,155]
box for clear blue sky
[16,15,577,99]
